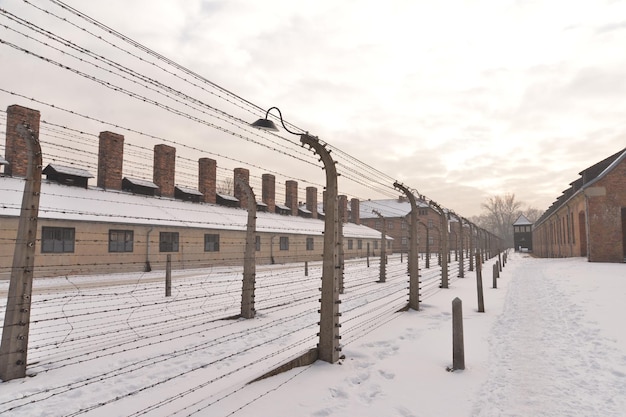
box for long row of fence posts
[1,120,506,380]
[451,248,508,371]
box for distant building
[359,197,461,255]
[533,147,626,262]
[512,214,533,252]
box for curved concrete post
[372,209,387,283]
[301,135,341,364]
[235,176,257,319]
[0,123,42,381]
[393,182,420,311]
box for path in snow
[471,257,626,417]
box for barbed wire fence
[0,1,505,415]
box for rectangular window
[255,235,261,251]
[204,234,220,252]
[428,219,434,228]
[348,239,353,250]
[388,221,393,230]
[375,220,381,229]
[401,237,408,246]
[401,221,407,230]
[374,241,379,249]
[279,236,289,250]
[428,236,434,245]
[357,239,363,250]
[306,237,314,251]
[159,232,179,252]
[109,229,133,252]
[419,209,427,216]
[42,227,75,253]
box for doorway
[579,211,587,257]
[622,207,626,262]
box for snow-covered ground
[1,253,624,416]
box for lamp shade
[250,118,279,132]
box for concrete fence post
[452,297,465,371]
[235,176,257,319]
[0,122,42,382]
[305,261,309,277]
[372,209,386,283]
[165,255,172,297]
[492,263,497,289]
[475,252,485,313]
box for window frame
[108,229,134,253]
[41,226,75,253]
[279,236,289,251]
[204,233,220,252]
[159,231,179,252]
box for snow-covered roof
[124,177,158,189]
[175,185,203,196]
[513,214,533,226]
[217,193,239,202]
[360,198,429,219]
[44,164,94,178]
[275,203,290,211]
[0,177,381,239]
[0,156,8,166]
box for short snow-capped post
[250,107,341,363]
[451,297,465,371]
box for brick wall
[233,167,250,209]
[262,174,275,213]
[285,180,298,215]
[306,186,318,219]
[5,105,41,177]
[198,158,217,204]
[350,198,360,224]
[97,131,124,190]
[587,156,626,262]
[153,144,176,197]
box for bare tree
[473,193,522,247]
[523,206,542,223]
[217,177,234,195]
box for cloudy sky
[1,0,625,217]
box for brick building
[533,147,626,262]
[0,105,385,278]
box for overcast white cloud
[0,0,625,217]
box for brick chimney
[285,180,298,216]
[262,174,276,213]
[306,186,318,219]
[339,194,348,223]
[199,157,217,204]
[153,144,176,197]
[233,167,250,208]
[97,131,124,190]
[4,105,41,177]
[350,198,361,224]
